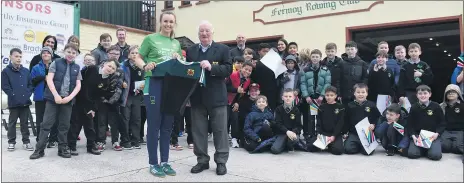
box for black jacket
[78,65,123,112]
[340,54,368,99]
[250,61,279,110]
[321,56,343,95]
[186,42,232,108]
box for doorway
[347,16,463,103]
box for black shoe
[140,139,147,145]
[47,141,57,148]
[122,143,132,150]
[216,163,227,175]
[87,147,102,155]
[30,150,44,159]
[190,163,209,174]
[58,147,72,158]
[386,148,395,156]
[70,149,79,156]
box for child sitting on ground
[272,88,303,154]
[375,103,409,156]
[243,95,276,153]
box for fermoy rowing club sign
[253,1,384,25]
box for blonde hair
[299,48,311,62]
[395,45,406,52]
[129,45,139,53]
[255,95,268,103]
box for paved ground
[2,126,463,182]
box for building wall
[79,18,151,54]
[156,1,464,54]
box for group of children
[223,40,463,161]
[2,34,149,159]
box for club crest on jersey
[98,83,103,88]
[427,110,433,116]
[365,107,371,112]
[187,69,194,76]
[334,108,339,114]
[138,71,142,76]
[290,114,295,120]
[212,61,218,65]
[455,108,460,113]
[388,73,391,78]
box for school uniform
[375,116,409,157]
[1,63,33,145]
[33,58,81,158]
[367,65,395,102]
[321,57,343,96]
[271,104,302,154]
[397,60,433,104]
[407,101,445,160]
[237,95,255,146]
[439,85,464,154]
[343,100,381,155]
[307,103,345,155]
[120,60,145,147]
[243,105,275,152]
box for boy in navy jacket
[2,48,34,151]
[243,95,276,153]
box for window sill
[196,1,210,5]
[162,7,175,12]
[178,4,192,8]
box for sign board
[1,1,75,69]
[253,1,384,25]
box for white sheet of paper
[402,97,412,112]
[134,81,145,92]
[355,117,378,155]
[260,49,287,78]
[376,95,391,114]
[313,134,328,150]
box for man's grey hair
[198,20,214,33]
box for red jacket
[226,71,251,104]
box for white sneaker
[23,143,34,151]
[231,138,239,148]
[7,144,15,151]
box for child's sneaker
[386,147,395,156]
[96,142,105,152]
[23,143,34,151]
[47,141,57,148]
[133,143,141,149]
[113,142,123,151]
[7,144,15,151]
[122,143,132,150]
[140,139,147,145]
[149,164,166,178]
[231,138,239,148]
[161,163,176,176]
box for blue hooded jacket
[30,60,48,101]
[1,63,33,108]
[243,105,274,141]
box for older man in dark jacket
[186,21,232,176]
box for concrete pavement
[1,129,463,182]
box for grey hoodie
[440,84,464,113]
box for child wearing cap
[277,55,302,106]
[30,46,54,143]
[237,83,261,147]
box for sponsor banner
[1,1,74,69]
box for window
[181,1,191,5]
[164,1,173,9]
